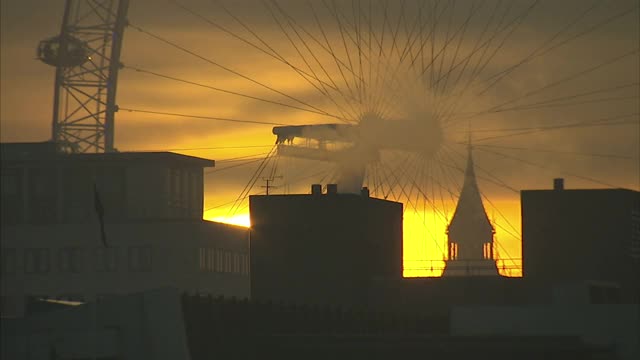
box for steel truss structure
[41,0,129,153]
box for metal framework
[40,0,129,153]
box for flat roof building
[249,185,402,307]
[1,142,250,317]
[521,180,640,303]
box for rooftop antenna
[261,176,282,195]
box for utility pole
[261,176,282,195]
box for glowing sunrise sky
[1,0,639,277]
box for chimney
[311,184,322,195]
[553,178,564,191]
[326,183,338,195]
[361,187,370,198]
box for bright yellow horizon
[205,198,523,278]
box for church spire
[443,143,499,276]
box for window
[216,248,223,273]
[58,248,84,273]
[24,248,50,274]
[449,243,458,260]
[482,243,493,259]
[1,248,17,274]
[94,247,118,272]
[224,251,231,273]
[128,246,152,272]
[198,247,206,271]
[1,172,19,196]
[207,248,215,271]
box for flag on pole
[94,184,108,247]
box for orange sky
[1,1,638,277]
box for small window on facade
[216,249,223,273]
[58,248,84,273]
[1,248,16,274]
[198,248,205,271]
[128,246,152,272]
[95,247,118,272]
[24,249,50,274]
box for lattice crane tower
[37,0,129,153]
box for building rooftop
[1,141,214,167]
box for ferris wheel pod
[37,35,90,68]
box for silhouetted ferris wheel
[39,0,640,276]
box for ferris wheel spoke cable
[177,0,364,124]
[433,0,515,122]
[226,146,277,217]
[472,144,638,161]
[172,0,341,95]
[433,0,472,99]
[470,112,640,142]
[479,2,638,96]
[463,82,640,115]
[475,0,604,93]
[490,95,640,113]
[205,157,269,174]
[122,66,338,120]
[309,1,361,115]
[442,0,509,102]
[444,143,519,194]
[263,1,362,123]
[474,146,621,188]
[324,0,363,104]
[464,48,640,120]
[433,0,538,121]
[130,144,274,152]
[437,146,519,195]
[128,23,344,121]
[271,0,373,122]
[119,107,289,126]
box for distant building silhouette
[522,179,640,303]
[0,142,249,317]
[249,184,402,307]
[443,145,499,276]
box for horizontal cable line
[473,113,640,142]
[491,95,639,113]
[122,145,275,152]
[204,192,265,213]
[119,107,287,126]
[205,157,267,174]
[474,146,620,188]
[122,67,333,119]
[217,156,272,164]
[488,82,639,111]
[483,48,640,114]
[171,0,340,93]
[477,0,615,95]
[473,144,638,160]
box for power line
[123,145,274,152]
[119,107,287,126]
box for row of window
[1,246,152,274]
[198,247,249,275]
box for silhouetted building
[0,142,249,317]
[444,146,499,276]
[249,185,402,307]
[521,180,640,303]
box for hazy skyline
[2,0,639,276]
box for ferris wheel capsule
[37,34,90,68]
